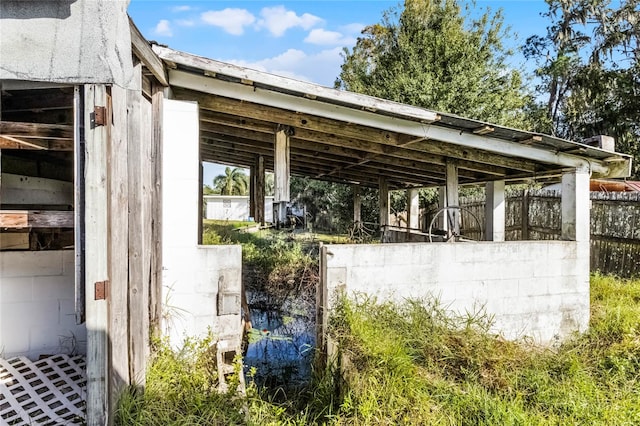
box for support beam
[446,160,460,235]
[274,126,290,226]
[379,176,389,230]
[167,69,622,177]
[561,169,590,242]
[485,180,505,241]
[353,184,361,224]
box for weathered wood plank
[127,86,151,386]
[149,83,164,339]
[0,210,73,228]
[0,121,73,139]
[108,84,131,406]
[84,84,109,426]
[129,17,169,86]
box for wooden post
[127,85,151,387]
[353,184,361,224]
[109,84,131,406]
[149,83,164,340]
[522,189,529,240]
[84,84,109,426]
[249,164,256,219]
[379,176,389,232]
[446,160,459,235]
[73,86,85,324]
[274,125,290,226]
[407,188,419,231]
[485,180,505,241]
[198,161,203,244]
[255,155,265,225]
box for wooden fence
[458,190,640,278]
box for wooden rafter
[0,121,73,140]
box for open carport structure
[152,45,631,348]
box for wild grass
[116,273,640,425]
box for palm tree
[213,167,249,195]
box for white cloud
[304,28,355,46]
[153,19,173,37]
[257,6,323,37]
[176,19,195,27]
[341,23,366,35]
[201,8,255,35]
[171,5,192,13]
[225,47,344,86]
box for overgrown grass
[117,274,640,425]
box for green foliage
[337,0,534,129]
[115,334,247,425]
[213,166,249,195]
[525,0,640,176]
[117,274,640,425]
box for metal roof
[153,45,632,189]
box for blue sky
[127,0,551,184]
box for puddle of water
[243,294,316,389]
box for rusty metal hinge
[90,106,107,128]
[94,280,109,300]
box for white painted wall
[205,195,274,222]
[0,250,86,359]
[323,241,589,345]
[162,99,243,348]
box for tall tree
[524,0,639,175]
[336,0,534,129]
[213,167,249,195]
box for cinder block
[33,275,74,300]
[0,277,34,302]
[62,249,76,276]
[326,267,347,290]
[0,251,63,277]
[58,299,81,328]
[518,277,549,297]
[1,316,30,355]
[487,280,519,299]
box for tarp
[0,0,137,89]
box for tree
[336,0,534,129]
[524,0,639,176]
[213,167,249,195]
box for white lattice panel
[0,355,86,425]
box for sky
[127,0,551,185]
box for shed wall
[0,250,86,359]
[322,241,589,345]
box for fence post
[522,189,529,240]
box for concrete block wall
[162,99,243,349]
[162,245,243,348]
[323,241,589,345]
[0,250,86,359]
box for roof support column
[274,125,291,227]
[561,169,590,242]
[251,155,265,225]
[353,184,361,224]
[485,180,505,241]
[446,160,460,236]
[379,176,389,238]
[407,188,419,231]
[437,186,448,232]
